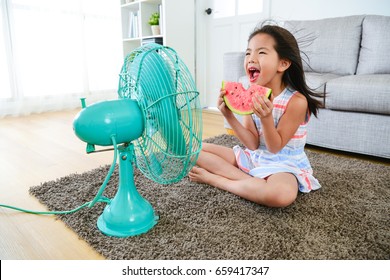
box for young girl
[189,24,322,207]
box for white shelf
[120,0,163,56]
[122,37,141,42]
[119,0,195,76]
[142,35,163,39]
[121,0,162,6]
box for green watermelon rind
[222,82,272,115]
[223,96,254,115]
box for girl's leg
[200,142,237,165]
[189,168,298,207]
[196,143,250,180]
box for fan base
[97,213,158,238]
[96,144,158,237]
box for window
[213,0,264,18]
[0,1,12,98]
[237,0,263,16]
[0,0,123,116]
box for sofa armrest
[223,52,246,82]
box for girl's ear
[278,59,291,72]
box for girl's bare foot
[189,166,214,184]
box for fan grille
[118,44,202,184]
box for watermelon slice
[222,81,272,115]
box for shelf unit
[120,0,163,56]
[120,0,195,76]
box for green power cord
[0,135,118,216]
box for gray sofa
[223,15,390,159]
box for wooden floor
[0,109,226,260]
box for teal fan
[73,43,202,237]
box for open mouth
[248,67,260,83]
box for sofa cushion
[356,15,390,74]
[237,76,249,90]
[305,72,341,106]
[325,74,390,115]
[305,72,341,93]
[223,52,246,82]
[284,15,364,75]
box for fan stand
[97,143,158,237]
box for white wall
[164,0,195,76]
[269,0,390,21]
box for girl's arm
[225,114,259,150]
[253,93,308,154]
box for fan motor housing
[73,99,144,146]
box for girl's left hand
[252,93,273,119]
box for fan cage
[118,43,202,184]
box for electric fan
[73,43,202,237]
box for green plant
[148,12,159,26]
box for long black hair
[249,24,323,117]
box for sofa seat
[306,109,390,159]
[325,74,390,114]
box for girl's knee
[264,184,298,208]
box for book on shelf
[128,11,139,38]
[142,37,163,46]
[158,4,163,34]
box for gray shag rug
[29,134,390,260]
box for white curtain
[0,0,123,117]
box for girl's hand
[252,93,273,119]
[218,88,234,118]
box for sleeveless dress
[233,87,321,193]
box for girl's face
[244,33,285,88]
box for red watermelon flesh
[223,81,272,115]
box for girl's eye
[259,51,266,55]
[245,52,250,56]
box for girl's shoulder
[291,91,307,103]
[275,88,306,106]
[272,88,307,122]
[284,90,309,123]
[287,90,308,109]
